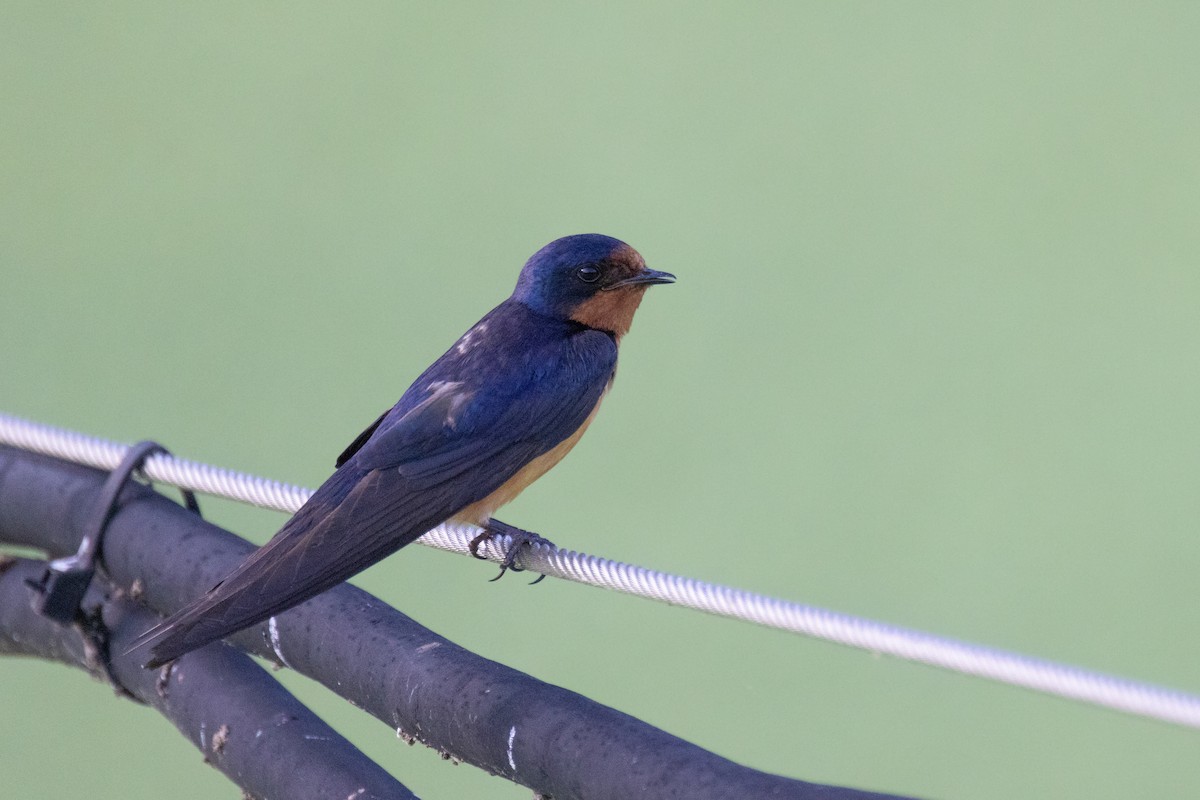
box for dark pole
[0,445,917,800]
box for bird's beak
[604,268,676,290]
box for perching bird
[133,234,673,668]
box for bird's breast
[453,384,610,525]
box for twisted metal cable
[3,410,1199,730]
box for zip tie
[2,410,1199,730]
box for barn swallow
[133,234,673,667]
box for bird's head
[513,234,675,339]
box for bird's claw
[469,523,552,585]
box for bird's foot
[468,519,554,584]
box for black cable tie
[25,440,200,623]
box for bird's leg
[468,518,554,584]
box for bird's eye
[577,265,601,283]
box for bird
[131,233,674,668]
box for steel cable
[3,410,1198,730]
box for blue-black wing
[141,302,616,666]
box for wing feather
[141,304,617,666]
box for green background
[3,3,1199,798]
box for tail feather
[137,531,338,667]
[128,465,450,668]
